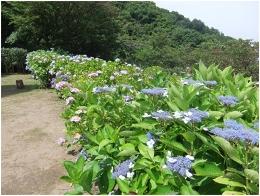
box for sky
[154,0,259,41]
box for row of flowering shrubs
[26,50,259,195]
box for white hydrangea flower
[183,117,191,124]
[185,155,194,160]
[142,113,151,118]
[185,170,193,178]
[118,175,126,180]
[127,172,134,178]
[146,139,155,148]
[173,111,183,119]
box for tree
[2,1,119,59]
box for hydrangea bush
[27,50,259,195]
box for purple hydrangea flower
[112,160,134,179]
[188,108,209,123]
[50,78,56,88]
[218,95,238,106]
[151,110,173,120]
[92,86,116,94]
[141,88,168,97]
[166,156,193,178]
[204,80,217,86]
[55,81,71,91]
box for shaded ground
[1,74,72,194]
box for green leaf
[212,136,243,164]
[79,170,93,193]
[213,176,246,188]
[118,143,137,157]
[132,122,157,130]
[116,179,129,194]
[209,111,224,119]
[60,176,72,183]
[180,184,199,195]
[222,191,245,195]
[161,139,188,153]
[193,162,224,177]
[98,139,112,151]
[64,161,78,181]
[138,143,154,159]
[225,111,243,119]
[152,185,173,195]
[244,169,259,183]
[198,61,208,79]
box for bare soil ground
[1,74,72,194]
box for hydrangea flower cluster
[173,108,208,123]
[218,95,238,106]
[56,71,70,81]
[77,149,88,161]
[164,152,194,178]
[118,84,133,90]
[143,110,173,121]
[88,70,102,78]
[65,97,75,105]
[182,79,204,86]
[55,81,71,91]
[210,120,259,145]
[70,87,80,93]
[141,88,168,97]
[112,160,134,180]
[203,80,217,86]
[146,132,155,148]
[92,86,116,94]
[70,116,81,123]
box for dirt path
[1,74,71,194]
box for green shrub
[1,47,27,73]
[26,50,58,87]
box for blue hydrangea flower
[224,119,244,130]
[151,110,173,120]
[78,149,88,161]
[218,95,238,106]
[204,80,217,86]
[112,160,134,179]
[141,88,167,96]
[92,86,116,94]
[210,125,259,145]
[166,156,193,178]
[146,132,154,141]
[146,132,155,148]
[188,108,209,123]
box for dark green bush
[1,47,27,73]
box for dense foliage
[1,47,27,73]
[26,50,259,195]
[2,1,259,80]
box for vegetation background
[1,1,259,80]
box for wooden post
[16,80,24,89]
